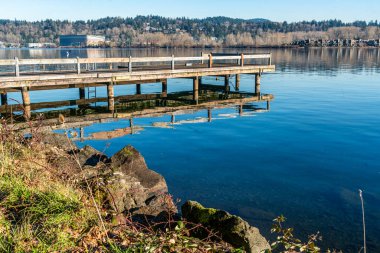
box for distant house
[59,35,106,48]
[27,43,57,48]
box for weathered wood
[129,56,132,72]
[193,77,199,104]
[171,55,175,70]
[236,74,241,91]
[107,83,115,112]
[224,75,230,92]
[136,84,141,94]
[21,86,31,118]
[15,57,20,77]
[76,57,81,74]
[0,54,270,67]
[162,80,168,98]
[1,93,7,106]
[79,87,86,99]
[0,54,274,101]
[255,74,261,95]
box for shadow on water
[1,86,272,137]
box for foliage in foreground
[0,120,237,252]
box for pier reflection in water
[0,82,273,140]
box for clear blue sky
[1,0,379,22]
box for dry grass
[0,118,238,253]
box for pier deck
[0,53,275,118]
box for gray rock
[40,132,74,151]
[107,145,169,213]
[181,200,270,253]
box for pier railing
[0,53,272,77]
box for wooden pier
[0,53,275,118]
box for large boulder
[181,201,270,253]
[107,145,169,213]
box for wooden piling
[255,74,261,95]
[21,86,31,118]
[208,108,212,122]
[79,87,86,99]
[15,57,20,77]
[193,77,199,104]
[239,104,243,115]
[136,84,141,95]
[1,92,7,106]
[235,74,240,91]
[107,83,115,112]
[162,80,168,98]
[76,57,81,74]
[129,118,134,134]
[171,114,175,124]
[267,100,270,110]
[224,75,230,92]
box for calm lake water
[1,48,380,252]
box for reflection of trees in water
[270,48,380,72]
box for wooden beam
[1,92,7,106]
[79,87,86,99]
[162,80,168,98]
[21,86,31,119]
[236,74,241,91]
[107,83,115,112]
[136,84,141,95]
[255,74,261,95]
[193,77,199,104]
[224,75,230,92]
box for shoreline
[1,45,380,50]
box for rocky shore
[42,132,270,253]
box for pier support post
[79,87,86,99]
[162,80,168,98]
[1,92,8,106]
[255,74,261,96]
[239,104,243,115]
[208,108,212,122]
[129,118,134,134]
[171,114,175,124]
[235,74,240,91]
[267,100,270,110]
[193,77,199,104]
[107,83,115,112]
[136,84,141,95]
[224,75,230,92]
[21,87,31,119]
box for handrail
[0,53,272,77]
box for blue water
[2,48,380,252]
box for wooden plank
[0,65,275,89]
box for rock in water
[108,145,169,213]
[181,201,270,253]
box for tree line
[0,16,379,47]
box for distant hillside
[0,15,379,47]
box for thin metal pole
[359,189,366,253]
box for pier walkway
[0,53,275,117]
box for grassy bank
[0,124,239,252]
